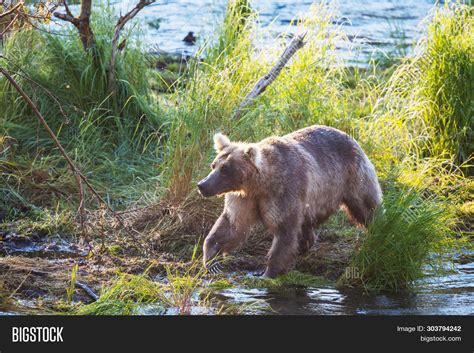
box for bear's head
[197,133,260,198]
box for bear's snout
[197,170,225,197]
[197,175,214,197]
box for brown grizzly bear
[197,125,382,278]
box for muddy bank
[0,214,355,314]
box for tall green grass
[0,7,163,212]
[374,4,473,167]
[161,2,346,199]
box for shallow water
[216,261,474,315]
[0,233,88,258]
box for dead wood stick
[75,281,99,301]
[62,0,73,19]
[108,0,153,92]
[0,67,139,243]
[0,13,18,37]
[234,32,307,120]
[0,2,22,20]
[0,66,86,232]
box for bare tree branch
[234,32,307,119]
[54,0,95,51]
[108,0,154,92]
[53,10,75,24]
[63,0,73,18]
[1,1,57,39]
[0,2,22,20]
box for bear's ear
[213,133,230,152]
[244,145,262,169]
[244,145,255,159]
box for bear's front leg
[298,220,315,255]
[263,225,299,278]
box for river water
[100,0,440,63]
[1,237,472,315]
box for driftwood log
[234,32,307,119]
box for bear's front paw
[262,268,282,279]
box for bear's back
[286,125,362,169]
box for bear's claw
[208,262,223,275]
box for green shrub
[340,185,460,292]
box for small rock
[44,243,60,252]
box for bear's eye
[220,164,230,174]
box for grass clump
[78,249,214,315]
[159,247,210,314]
[241,271,331,289]
[0,7,163,213]
[77,273,164,315]
[339,185,462,292]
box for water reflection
[217,261,474,315]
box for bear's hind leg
[343,195,378,227]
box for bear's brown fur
[197,125,382,278]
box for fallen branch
[108,0,154,92]
[0,66,86,238]
[75,281,99,301]
[0,2,22,20]
[234,32,307,119]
